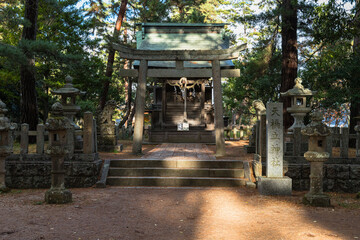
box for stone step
[106,176,246,187]
[110,159,244,169]
[108,167,244,178]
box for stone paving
[142,143,216,160]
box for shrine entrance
[149,78,215,144]
[114,23,246,156]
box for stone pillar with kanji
[45,102,73,204]
[0,99,16,192]
[301,110,331,207]
[258,102,292,196]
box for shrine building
[114,23,245,156]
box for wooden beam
[113,43,247,61]
[119,69,240,78]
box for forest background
[0,0,359,136]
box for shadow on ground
[0,187,359,240]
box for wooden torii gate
[114,43,246,156]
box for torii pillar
[212,59,225,156]
[132,60,148,154]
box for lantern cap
[301,110,330,137]
[281,78,316,97]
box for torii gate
[113,43,246,156]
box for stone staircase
[106,159,246,187]
[165,102,202,127]
[149,102,214,143]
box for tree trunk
[20,0,39,134]
[349,0,360,147]
[122,19,132,128]
[280,0,298,130]
[128,101,136,127]
[118,78,133,128]
[99,0,128,110]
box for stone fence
[284,127,356,159]
[117,125,152,142]
[224,125,250,141]
[14,113,97,155]
[251,111,360,193]
[5,112,101,189]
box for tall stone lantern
[45,102,72,204]
[0,99,16,192]
[281,78,316,132]
[301,110,331,207]
[51,75,84,129]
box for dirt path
[0,187,359,240]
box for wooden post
[83,112,94,154]
[161,81,166,128]
[36,124,45,154]
[212,59,225,156]
[201,83,205,124]
[340,127,349,158]
[20,123,29,155]
[132,60,148,154]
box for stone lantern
[51,75,84,129]
[301,110,331,207]
[0,99,16,192]
[45,102,72,204]
[281,78,316,132]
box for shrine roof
[133,23,235,69]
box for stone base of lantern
[258,176,292,196]
[303,193,331,207]
[45,188,72,204]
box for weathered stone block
[350,166,360,179]
[285,165,301,179]
[300,179,310,190]
[303,193,331,207]
[258,176,292,196]
[323,179,334,191]
[301,165,310,179]
[292,179,301,190]
[336,165,350,180]
[5,159,101,189]
[45,188,72,204]
[326,165,336,179]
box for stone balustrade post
[36,124,45,154]
[45,102,72,204]
[83,112,94,154]
[340,127,349,158]
[20,123,29,155]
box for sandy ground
[2,140,359,240]
[0,187,359,240]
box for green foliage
[223,40,281,124]
[1,0,360,128]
